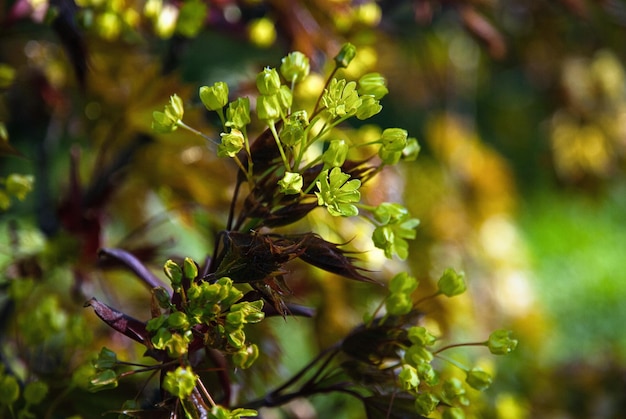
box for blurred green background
[2,0,626,417]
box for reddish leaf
[84,298,151,346]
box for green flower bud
[163,366,196,399]
[402,137,421,161]
[227,329,246,349]
[408,326,437,347]
[415,392,439,416]
[385,292,412,316]
[443,407,466,419]
[388,272,418,294]
[356,95,382,120]
[323,139,349,167]
[151,327,172,350]
[183,257,198,280]
[257,94,281,122]
[358,73,388,99]
[0,374,20,404]
[487,329,518,355]
[279,171,303,195]
[226,310,245,330]
[232,344,259,369]
[200,81,229,111]
[280,51,310,83]
[378,148,402,165]
[152,111,178,133]
[256,67,281,95]
[380,128,408,152]
[372,216,419,260]
[167,311,190,330]
[398,365,420,390]
[152,287,172,309]
[280,110,308,146]
[404,344,433,365]
[466,367,492,391]
[165,331,192,357]
[276,85,293,110]
[163,260,183,286]
[23,381,48,405]
[218,129,245,158]
[93,347,117,370]
[442,377,466,404]
[166,94,184,122]
[226,97,251,129]
[87,369,118,392]
[437,268,466,297]
[335,43,357,68]
[6,174,34,201]
[417,362,438,385]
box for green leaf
[93,347,118,370]
[87,369,118,392]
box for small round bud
[183,257,198,280]
[218,129,245,158]
[356,95,382,120]
[466,367,493,391]
[408,326,437,347]
[163,366,196,399]
[415,392,439,416]
[163,260,183,286]
[380,128,408,152]
[199,82,229,111]
[226,97,251,129]
[256,94,281,122]
[437,267,466,297]
[385,292,412,316]
[256,67,281,95]
[335,43,357,69]
[388,272,418,294]
[278,172,303,195]
[487,329,518,355]
[358,72,388,99]
[280,51,310,83]
[398,365,420,390]
[323,139,349,167]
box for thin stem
[414,291,442,306]
[433,341,487,355]
[269,121,290,171]
[313,66,338,114]
[196,378,217,407]
[177,121,219,146]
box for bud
[281,111,308,146]
[398,365,420,390]
[322,139,349,167]
[335,43,357,69]
[415,392,438,416]
[183,257,198,280]
[402,137,421,161]
[93,347,117,370]
[276,85,293,110]
[281,51,310,83]
[87,369,118,392]
[374,202,410,225]
[163,260,182,286]
[378,148,402,165]
[405,344,433,365]
[466,367,493,391]
[6,174,34,200]
[385,292,412,316]
[358,72,388,99]
[199,81,229,111]
[408,326,437,347]
[218,129,245,158]
[164,94,184,123]
[167,311,190,330]
[417,362,438,385]
[226,97,251,129]
[278,171,303,195]
[380,128,408,152]
[163,366,196,399]
[256,67,281,95]
[356,95,382,120]
[388,272,417,294]
[487,329,518,355]
[232,344,259,369]
[23,381,48,405]
[437,267,466,297]
[257,94,281,122]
